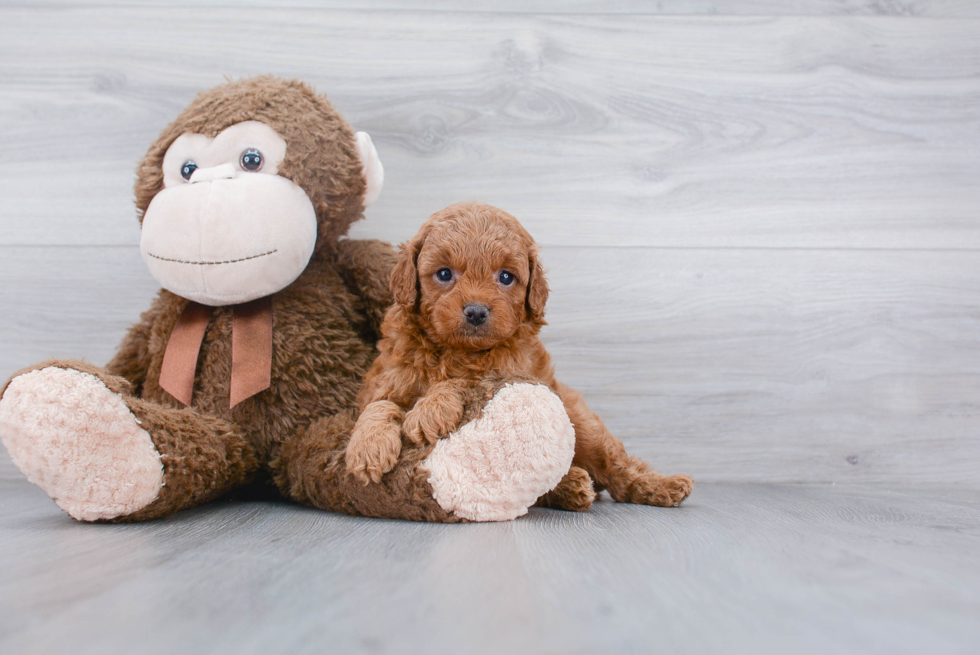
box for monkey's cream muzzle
[141,172,316,306]
[140,122,317,306]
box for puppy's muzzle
[463,303,490,327]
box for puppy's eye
[435,268,454,283]
[498,271,515,286]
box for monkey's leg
[276,381,577,523]
[273,411,462,522]
[556,383,693,507]
[0,362,260,522]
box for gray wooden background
[1,0,979,488]
[3,4,980,654]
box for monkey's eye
[180,161,198,181]
[240,149,263,171]
[498,271,515,286]
[435,268,454,283]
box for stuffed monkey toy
[0,77,574,523]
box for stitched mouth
[147,249,277,266]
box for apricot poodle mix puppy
[345,201,692,510]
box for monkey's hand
[403,382,466,445]
[345,400,403,484]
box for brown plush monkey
[0,77,576,523]
[0,77,396,521]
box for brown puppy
[345,202,693,510]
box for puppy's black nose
[463,303,490,327]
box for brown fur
[535,466,596,512]
[276,411,460,522]
[135,76,365,252]
[273,374,520,522]
[346,400,404,484]
[346,202,693,509]
[2,359,262,522]
[2,78,400,521]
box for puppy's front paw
[403,393,464,445]
[627,473,693,507]
[345,412,402,485]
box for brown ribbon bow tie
[158,297,273,409]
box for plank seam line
[2,5,979,19]
[6,244,980,254]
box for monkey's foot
[422,383,575,522]
[0,366,164,521]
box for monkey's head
[135,76,383,306]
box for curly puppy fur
[345,202,693,509]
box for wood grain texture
[2,245,978,486]
[3,1,980,17]
[1,479,978,654]
[1,7,978,487]
[0,9,978,249]
[1,7,977,655]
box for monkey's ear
[390,230,426,307]
[354,132,384,209]
[525,245,549,325]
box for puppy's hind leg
[535,466,596,512]
[556,383,693,507]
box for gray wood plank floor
[1,5,979,652]
[3,1,979,18]
[2,478,978,655]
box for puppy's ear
[525,244,549,325]
[390,229,427,307]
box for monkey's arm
[334,239,398,341]
[105,293,166,396]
